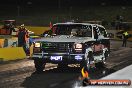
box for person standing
[17,24,28,53]
[122,31,129,47]
[9,22,17,35]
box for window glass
[52,24,92,37]
[98,27,107,37]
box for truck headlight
[76,44,82,48]
[33,42,41,53]
[35,42,41,48]
[74,43,82,51]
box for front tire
[103,48,110,60]
[104,50,109,59]
[34,58,46,73]
[95,61,105,69]
[81,51,94,70]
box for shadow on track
[21,66,116,88]
[21,66,81,88]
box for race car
[32,22,110,72]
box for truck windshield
[52,24,92,37]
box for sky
[0,0,131,7]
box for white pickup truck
[32,22,110,72]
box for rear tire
[34,58,46,73]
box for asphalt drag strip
[0,47,132,88]
[44,48,132,88]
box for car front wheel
[81,51,94,71]
[34,58,46,73]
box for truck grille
[42,42,73,52]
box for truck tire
[95,61,105,69]
[34,58,46,73]
[81,51,94,71]
[104,50,109,59]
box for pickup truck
[32,22,110,72]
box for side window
[98,27,107,37]
[75,25,92,37]
[85,29,92,37]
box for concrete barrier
[0,39,4,48]
[8,37,18,47]
[0,47,26,61]
[0,37,18,48]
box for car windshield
[52,24,92,37]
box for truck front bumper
[32,52,85,64]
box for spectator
[122,30,129,47]
[9,22,16,35]
[17,24,28,53]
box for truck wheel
[34,58,46,73]
[80,60,90,71]
[104,50,109,59]
[95,61,105,69]
[81,51,94,70]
